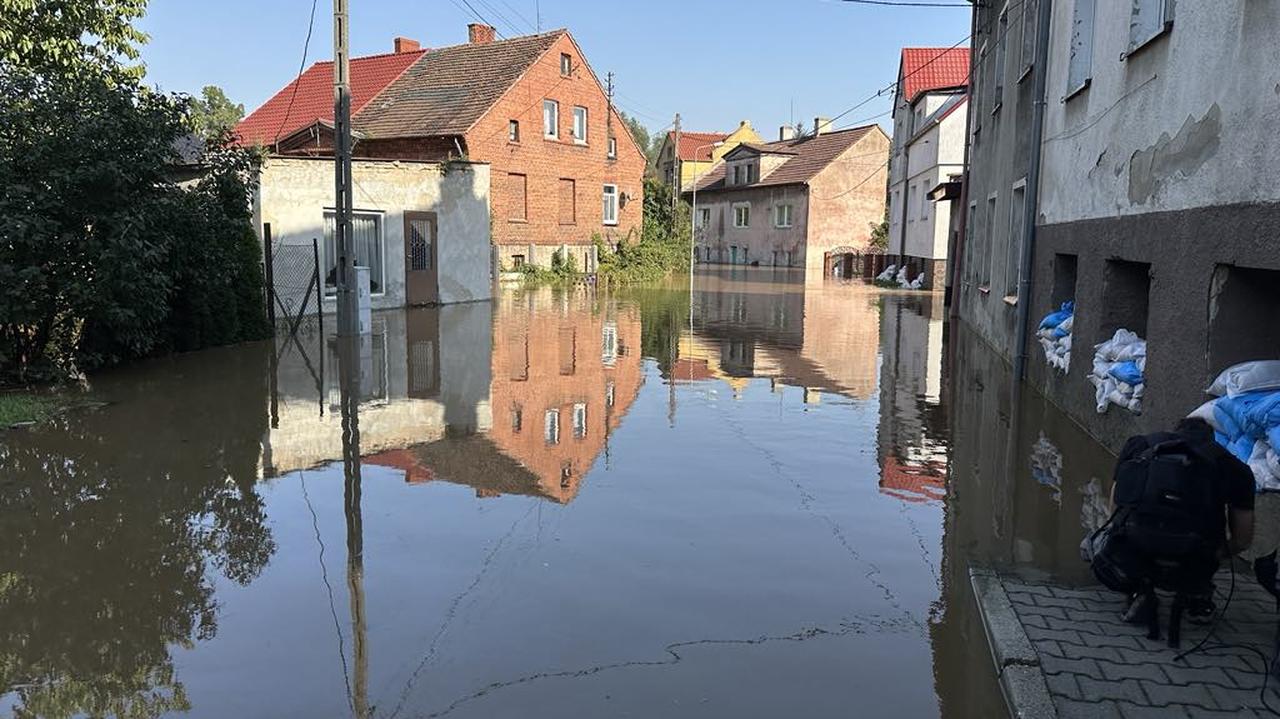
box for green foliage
[188,85,244,140]
[596,177,691,285]
[618,110,661,166]
[0,392,56,427]
[869,217,889,250]
[0,0,270,384]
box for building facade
[239,25,646,274]
[688,124,890,283]
[958,0,1280,451]
[655,121,763,190]
[887,47,969,291]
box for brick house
[686,123,889,282]
[238,24,646,272]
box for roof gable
[690,125,886,193]
[664,131,731,161]
[899,47,970,105]
[353,31,563,139]
[236,49,425,147]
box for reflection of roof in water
[879,456,947,504]
[365,434,573,503]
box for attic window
[560,53,572,76]
[607,136,617,159]
[508,120,520,143]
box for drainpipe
[1011,0,1054,383]
[948,1,979,323]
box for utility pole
[671,113,681,213]
[333,0,358,337]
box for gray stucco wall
[693,185,811,267]
[257,157,493,311]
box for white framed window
[733,203,750,228]
[508,119,520,142]
[993,9,1008,111]
[544,409,560,445]
[572,403,587,439]
[1067,0,1096,97]
[1129,0,1173,54]
[606,382,615,408]
[560,52,572,76]
[1007,182,1027,297]
[602,184,619,225]
[601,322,618,366]
[543,99,559,138]
[697,207,711,229]
[607,136,617,159]
[774,204,793,228]
[572,106,588,144]
[323,211,385,296]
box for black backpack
[1089,436,1222,594]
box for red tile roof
[667,131,731,161]
[236,49,426,147]
[900,47,970,105]
[690,125,886,193]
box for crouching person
[1084,418,1254,646]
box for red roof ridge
[417,28,567,55]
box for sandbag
[1109,361,1144,387]
[1207,360,1280,398]
[1186,400,1223,433]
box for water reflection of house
[486,287,645,503]
[263,304,493,477]
[684,268,881,401]
[876,292,949,503]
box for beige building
[687,123,890,282]
[655,120,763,190]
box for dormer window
[746,163,757,184]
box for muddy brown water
[1,268,1117,718]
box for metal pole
[263,223,276,328]
[333,0,357,337]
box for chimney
[393,37,420,53]
[779,125,796,141]
[814,116,833,136]
[468,23,496,44]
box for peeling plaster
[1127,104,1222,205]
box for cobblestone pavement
[1002,564,1279,718]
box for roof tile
[901,47,970,105]
[691,125,884,193]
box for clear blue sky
[138,0,969,138]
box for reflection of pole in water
[336,334,368,719]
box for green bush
[596,177,691,285]
[0,5,269,384]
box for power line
[472,0,525,36]
[451,0,508,39]
[495,0,538,33]
[841,0,969,6]
[272,0,320,146]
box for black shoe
[1123,592,1156,624]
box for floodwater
[0,268,1119,718]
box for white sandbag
[1186,400,1224,433]
[1206,360,1280,398]
[1249,440,1280,493]
[1058,315,1073,333]
[1269,447,1280,487]
[876,265,897,282]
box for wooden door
[404,211,439,306]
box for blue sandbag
[1108,361,1143,387]
[1229,435,1256,464]
[1215,401,1243,439]
[1220,390,1280,439]
[1052,325,1070,339]
[1271,426,1280,453]
[1038,300,1075,331]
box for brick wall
[465,33,646,265]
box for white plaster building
[887,47,970,291]
[254,157,493,312]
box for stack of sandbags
[1037,301,1074,372]
[1188,361,1280,492]
[1089,328,1146,414]
[876,264,897,282]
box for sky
[137,0,970,140]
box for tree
[189,85,244,140]
[0,0,149,80]
[869,216,889,250]
[618,110,664,167]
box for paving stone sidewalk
[998,564,1279,718]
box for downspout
[1011,0,1054,383]
[948,0,979,322]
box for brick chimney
[779,125,796,141]
[814,116,833,136]
[468,23,496,44]
[393,37,421,53]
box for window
[1006,183,1026,297]
[606,382,615,408]
[323,211,384,296]
[572,403,587,439]
[1102,259,1151,337]
[1208,265,1280,376]
[733,165,744,185]
[544,409,560,445]
[733,203,750,228]
[602,184,619,225]
[508,119,520,143]
[786,250,794,267]
[559,178,576,225]
[607,136,617,159]
[559,327,576,376]
[920,184,930,220]
[508,173,527,221]
[602,322,618,366]
[1067,0,1095,97]
[746,163,756,184]
[511,254,526,268]
[775,204,793,228]
[1020,0,1039,77]
[907,184,917,223]
[511,405,523,433]
[572,106,588,144]
[697,207,711,229]
[982,194,997,287]
[543,99,559,138]
[1129,0,1173,54]
[560,52,572,76]
[993,10,1007,111]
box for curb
[970,567,1058,718]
